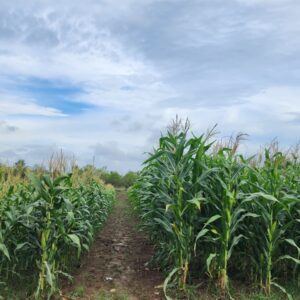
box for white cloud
[0,0,300,172]
[0,24,153,83]
[0,93,66,116]
[1,85,300,172]
[155,85,300,143]
[246,86,300,121]
[0,3,166,115]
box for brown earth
[62,189,164,300]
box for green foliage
[129,129,300,299]
[121,171,138,188]
[0,173,115,299]
[101,171,138,187]
[13,159,27,178]
[103,171,123,187]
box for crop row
[0,174,115,299]
[129,129,300,299]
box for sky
[0,0,300,173]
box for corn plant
[195,149,259,294]
[240,150,300,297]
[0,173,115,299]
[130,127,300,299]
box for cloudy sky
[0,0,300,173]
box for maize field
[0,172,115,299]
[129,127,300,299]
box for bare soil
[62,189,163,300]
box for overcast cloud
[0,0,299,173]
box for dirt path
[63,189,163,300]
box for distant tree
[106,171,123,187]
[122,171,138,188]
[14,159,27,178]
[99,170,138,187]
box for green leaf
[278,255,300,265]
[248,192,279,203]
[285,239,300,255]
[206,253,217,278]
[165,204,176,212]
[187,197,201,209]
[228,234,245,259]
[15,242,30,252]
[0,243,10,260]
[45,261,53,287]
[204,214,222,227]
[194,229,209,253]
[194,215,221,252]
[163,267,180,300]
[271,282,293,300]
[154,218,173,234]
[68,234,81,257]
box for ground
[62,189,164,300]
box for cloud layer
[0,0,299,172]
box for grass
[74,285,86,298]
[167,280,300,299]
[96,289,129,300]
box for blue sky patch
[6,77,93,115]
